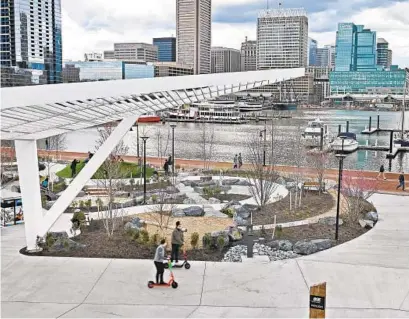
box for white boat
[330,132,359,153]
[301,118,331,147]
[236,101,263,112]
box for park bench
[303,181,324,192]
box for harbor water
[63,109,409,173]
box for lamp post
[335,137,347,241]
[260,123,267,166]
[140,136,149,204]
[136,124,140,158]
[170,124,176,176]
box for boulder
[183,198,196,205]
[267,240,293,251]
[191,180,215,188]
[49,231,69,240]
[237,179,252,186]
[318,217,343,226]
[182,206,205,217]
[200,176,212,182]
[365,211,378,222]
[276,177,286,185]
[165,186,179,194]
[209,230,230,249]
[180,180,192,187]
[359,219,374,229]
[235,206,251,219]
[222,179,240,185]
[208,197,221,204]
[49,238,86,252]
[293,239,332,255]
[223,200,242,211]
[193,187,204,194]
[233,214,248,226]
[171,208,186,217]
[124,217,145,231]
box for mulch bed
[202,193,251,202]
[252,191,334,225]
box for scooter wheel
[171,281,178,289]
[148,281,154,289]
[184,262,191,269]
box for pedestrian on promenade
[238,153,243,169]
[171,221,184,265]
[168,155,173,167]
[164,159,169,176]
[153,238,167,284]
[70,159,78,177]
[41,177,49,189]
[377,164,386,180]
[233,154,238,169]
[397,172,405,191]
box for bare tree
[341,170,379,222]
[95,123,130,237]
[245,132,278,208]
[42,134,67,188]
[154,126,171,162]
[148,191,176,238]
[1,140,15,188]
[306,152,329,194]
[98,203,125,238]
[198,123,216,170]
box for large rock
[190,180,215,188]
[318,217,343,226]
[237,179,252,186]
[222,179,240,185]
[200,176,212,182]
[365,211,378,222]
[223,200,242,211]
[182,206,205,217]
[171,208,186,217]
[124,217,145,231]
[49,231,69,240]
[226,226,243,241]
[165,186,179,194]
[293,239,332,255]
[235,206,251,219]
[233,214,248,226]
[267,240,293,251]
[276,177,286,185]
[359,219,374,229]
[49,234,86,252]
[206,230,230,249]
[183,198,196,205]
[208,197,221,204]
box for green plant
[217,235,225,252]
[190,232,199,249]
[71,211,86,230]
[150,232,160,246]
[275,225,283,239]
[95,198,103,211]
[221,207,234,218]
[139,229,150,244]
[130,178,135,187]
[79,200,85,209]
[203,233,212,249]
[151,194,158,203]
[85,199,92,212]
[71,201,78,208]
[45,232,55,248]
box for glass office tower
[0,0,62,87]
[308,38,318,66]
[153,37,176,62]
[335,23,377,72]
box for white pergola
[0,68,305,250]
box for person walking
[153,239,167,284]
[377,164,386,180]
[238,153,243,169]
[171,221,184,265]
[163,159,169,176]
[70,159,78,177]
[397,172,405,191]
[41,177,49,189]
[233,154,238,169]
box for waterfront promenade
[31,149,409,195]
[1,193,409,318]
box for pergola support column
[15,140,43,251]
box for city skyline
[61,0,409,67]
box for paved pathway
[2,193,409,318]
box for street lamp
[335,137,347,241]
[170,124,176,176]
[140,136,149,204]
[259,122,267,166]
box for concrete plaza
[1,193,409,318]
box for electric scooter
[148,259,178,289]
[164,247,191,269]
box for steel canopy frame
[0,69,305,251]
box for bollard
[369,116,372,131]
[320,127,324,151]
[377,115,380,129]
[346,121,349,132]
[389,130,394,153]
[246,225,254,258]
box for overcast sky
[62,0,409,68]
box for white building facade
[113,43,158,63]
[257,8,308,70]
[240,37,257,71]
[211,47,241,73]
[176,0,211,74]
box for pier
[361,114,409,135]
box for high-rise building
[240,37,257,71]
[153,62,193,77]
[308,38,318,66]
[0,0,62,87]
[113,43,158,62]
[103,50,115,60]
[377,38,392,69]
[325,45,336,70]
[316,48,329,67]
[153,37,176,62]
[211,47,240,73]
[176,0,211,74]
[335,23,377,72]
[256,8,308,70]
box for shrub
[217,235,225,252]
[221,207,234,218]
[71,211,86,230]
[150,233,160,246]
[151,194,158,203]
[85,199,92,211]
[203,233,212,249]
[95,198,103,211]
[71,201,78,208]
[79,200,85,209]
[139,229,150,244]
[274,225,283,239]
[190,232,200,249]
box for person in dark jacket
[171,221,184,264]
[377,164,386,180]
[70,159,79,177]
[397,172,405,191]
[164,159,169,175]
[153,239,167,284]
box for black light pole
[260,127,266,166]
[170,124,176,175]
[140,136,149,204]
[335,137,347,241]
[136,124,140,158]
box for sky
[62,0,409,68]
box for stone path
[2,193,409,318]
